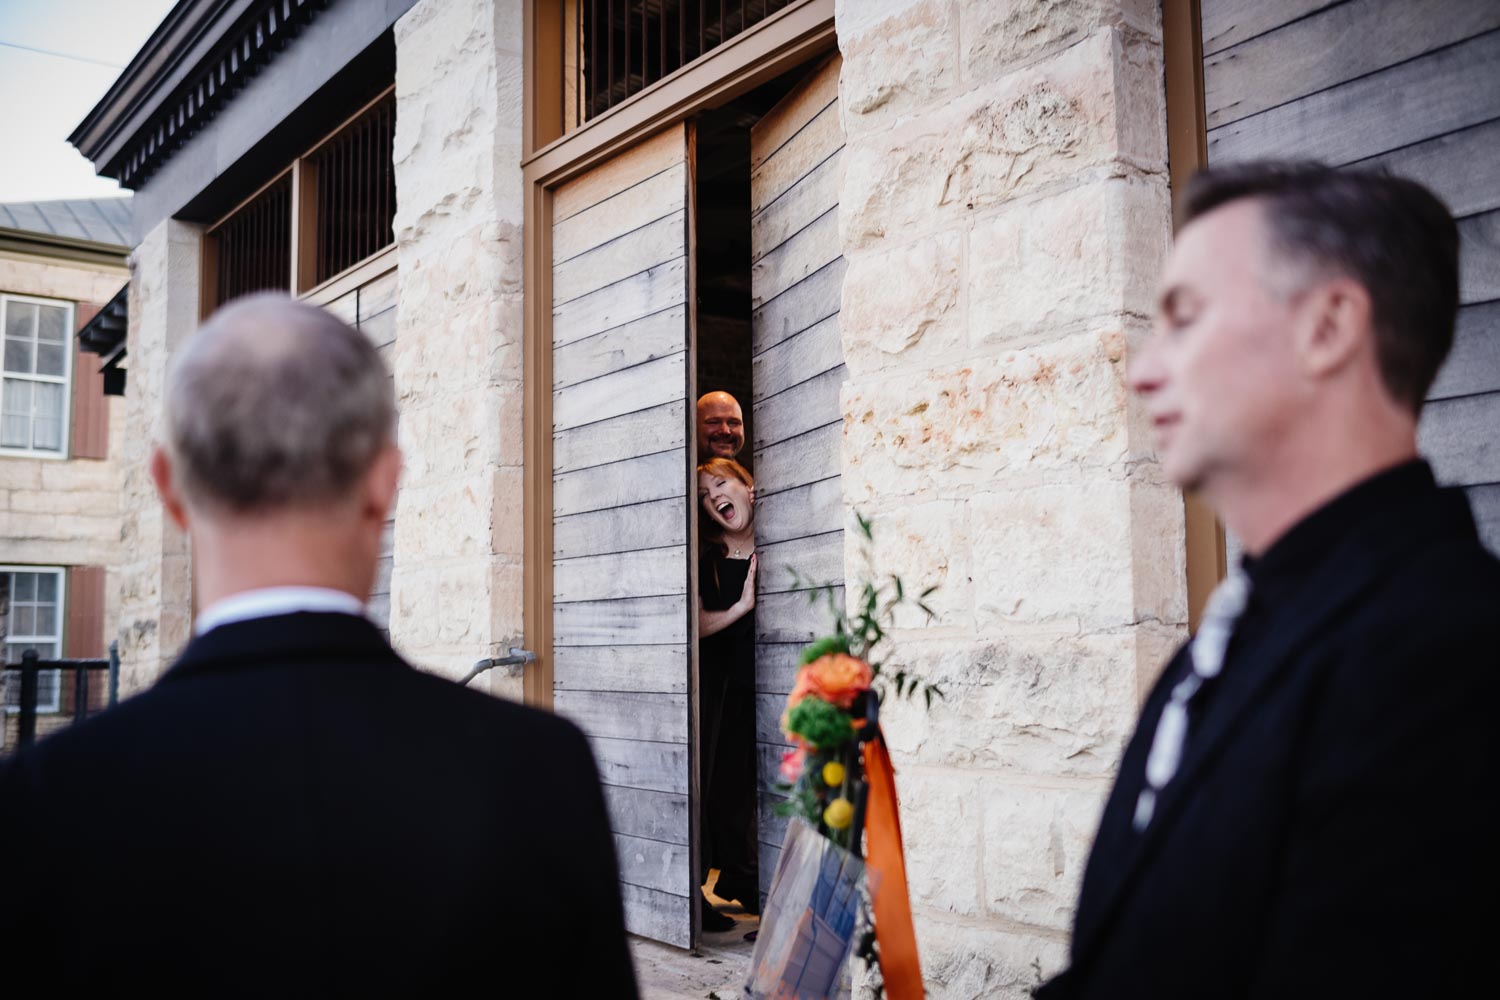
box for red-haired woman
[696,457,759,931]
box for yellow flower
[822,761,846,787]
[823,797,854,830]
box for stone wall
[389,0,527,696]
[0,251,127,572]
[114,220,199,696]
[833,1,1185,994]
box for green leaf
[798,633,851,666]
[856,510,873,540]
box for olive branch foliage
[788,510,945,710]
[771,513,945,996]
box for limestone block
[878,633,1139,777]
[397,394,501,484]
[11,486,118,518]
[486,558,525,649]
[960,0,1161,83]
[841,232,963,377]
[848,500,973,630]
[968,175,1170,350]
[981,781,1107,930]
[393,478,494,559]
[914,916,1068,999]
[394,0,524,243]
[0,462,41,491]
[435,558,500,646]
[834,0,929,40]
[842,330,1132,503]
[0,255,127,305]
[1127,479,1189,629]
[840,30,1150,251]
[971,480,1139,632]
[490,465,526,558]
[39,458,122,493]
[838,0,958,134]
[391,564,441,649]
[898,770,982,916]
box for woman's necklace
[729,533,753,558]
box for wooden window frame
[1162,0,1228,630]
[521,0,835,709]
[0,294,75,461]
[200,85,398,319]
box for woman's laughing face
[699,471,753,532]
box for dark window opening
[212,173,292,305]
[572,0,799,129]
[311,94,397,285]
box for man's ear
[362,444,402,525]
[1295,277,1372,381]
[149,445,191,532]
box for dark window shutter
[71,302,109,460]
[65,566,106,658]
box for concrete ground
[630,875,758,999]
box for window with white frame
[2,294,74,457]
[1,567,65,713]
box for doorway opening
[690,55,835,943]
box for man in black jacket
[0,295,639,997]
[1038,164,1498,998]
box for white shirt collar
[194,586,366,636]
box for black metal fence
[3,643,119,753]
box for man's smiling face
[697,392,744,459]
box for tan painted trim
[299,245,396,307]
[522,179,555,710]
[520,0,836,711]
[200,85,398,314]
[204,164,293,236]
[299,84,397,163]
[523,0,836,186]
[198,229,220,320]
[0,232,129,269]
[1162,0,1227,630]
[290,158,320,295]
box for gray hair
[163,294,395,513]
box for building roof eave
[68,0,332,191]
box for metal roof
[0,198,132,248]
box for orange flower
[796,653,872,709]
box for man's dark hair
[1183,161,1459,414]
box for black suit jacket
[1038,468,1498,998]
[0,612,639,998]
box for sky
[0,0,178,204]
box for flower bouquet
[745,515,941,1000]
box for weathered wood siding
[324,267,398,634]
[550,125,696,949]
[1203,0,1500,551]
[749,54,846,897]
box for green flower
[784,698,855,750]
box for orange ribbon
[862,734,924,999]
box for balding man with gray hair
[0,295,639,997]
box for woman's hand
[700,555,757,638]
[737,554,758,613]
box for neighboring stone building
[66,0,1497,994]
[0,198,130,749]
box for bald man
[697,390,745,460]
[0,295,638,997]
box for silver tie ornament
[1133,567,1251,831]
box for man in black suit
[0,295,639,997]
[1038,164,1498,998]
